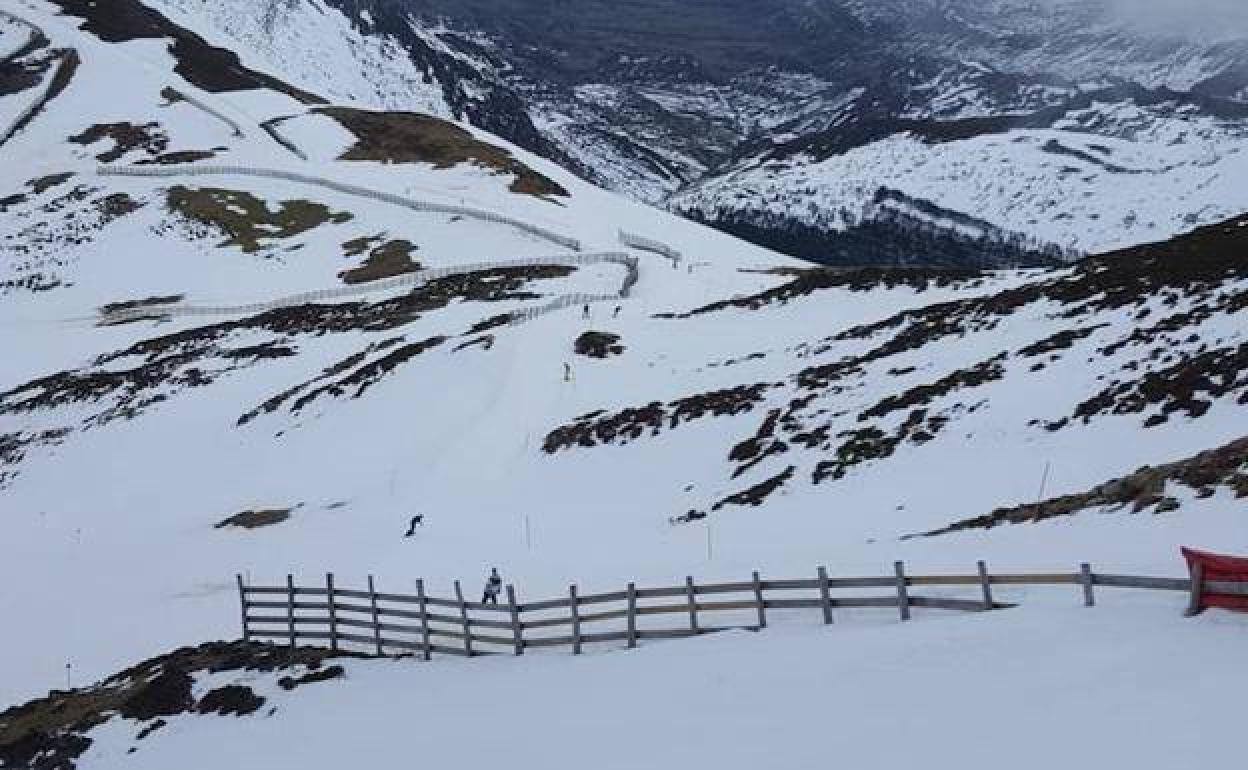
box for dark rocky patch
[289,336,447,412]
[912,436,1248,537]
[0,641,345,770]
[453,335,495,352]
[339,238,420,285]
[27,172,74,194]
[574,331,624,358]
[1017,325,1105,358]
[319,107,567,197]
[712,466,794,510]
[0,428,69,488]
[727,409,788,479]
[2,186,145,295]
[814,407,953,484]
[827,212,1248,366]
[134,150,217,166]
[543,383,772,453]
[99,294,185,317]
[659,266,985,318]
[4,266,565,435]
[49,0,323,103]
[858,355,1006,422]
[1066,342,1248,427]
[196,685,264,717]
[215,508,293,530]
[278,665,345,691]
[69,121,169,162]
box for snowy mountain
[1,0,1247,766]
[149,0,1248,266]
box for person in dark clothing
[582,304,590,319]
[482,567,503,604]
[403,514,423,537]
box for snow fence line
[164,86,245,138]
[234,562,1216,661]
[99,252,639,324]
[618,229,681,266]
[98,165,583,251]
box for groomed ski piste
[1,1,1247,767]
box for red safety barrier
[1182,547,1248,614]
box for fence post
[817,566,834,625]
[626,582,638,649]
[416,579,431,661]
[1184,562,1205,617]
[454,580,474,657]
[894,561,911,621]
[326,573,339,652]
[977,560,994,610]
[1079,563,1095,607]
[368,575,382,656]
[685,576,699,635]
[506,585,523,655]
[236,574,250,642]
[752,571,766,630]
[569,585,582,654]
[286,574,296,650]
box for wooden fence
[236,563,1246,659]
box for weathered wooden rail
[236,562,1243,660]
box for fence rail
[98,165,582,251]
[237,562,1239,661]
[164,86,245,138]
[99,252,638,324]
[618,230,681,266]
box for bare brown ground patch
[166,186,352,253]
[339,238,421,285]
[319,107,567,198]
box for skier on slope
[482,567,503,605]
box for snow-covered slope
[7,603,1248,770]
[1,1,1247,763]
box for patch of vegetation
[339,238,421,285]
[215,508,293,530]
[69,121,169,162]
[320,107,568,197]
[712,466,795,510]
[912,436,1248,538]
[166,186,352,253]
[0,641,349,770]
[574,331,624,358]
[278,665,345,691]
[1065,342,1248,427]
[857,355,1006,422]
[659,266,986,318]
[543,383,772,453]
[28,172,75,194]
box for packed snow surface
[74,599,1248,770]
